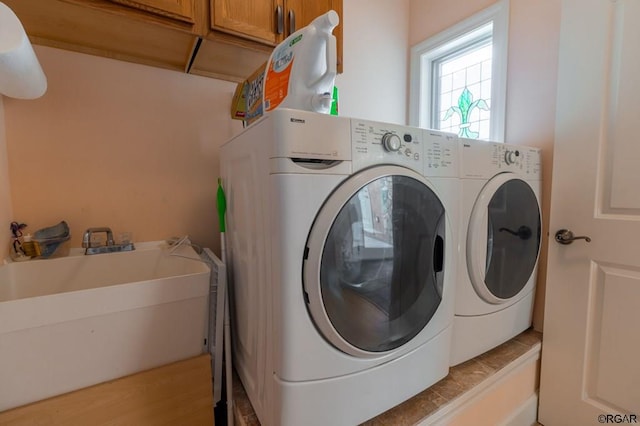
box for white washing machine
[451,138,542,366]
[220,109,459,426]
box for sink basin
[0,241,211,411]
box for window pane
[436,42,492,140]
[440,73,452,93]
[467,63,481,85]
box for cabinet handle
[276,5,284,34]
[288,9,296,34]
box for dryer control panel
[460,138,542,179]
[351,119,424,174]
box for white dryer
[220,109,459,426]
[451,139,542,366]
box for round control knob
[381,133,402,152]
[505,150,517,165]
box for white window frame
[409,0,509,142]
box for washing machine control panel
[351,119,424,173]
[423,129,459,178]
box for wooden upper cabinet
[285,0,335,34]
[211,0,283,45]
[206,0,343,73]
[109,0,196,24]
[4,0,200,73]
[3,0,342,83]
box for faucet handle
[82,230,91,248]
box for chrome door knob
[555,229,591,245]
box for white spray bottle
[263,10,339,114]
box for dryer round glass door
[304,166,446,357]
[467,175,541,303]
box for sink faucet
[82,227,115,248]
[82,227,135,255]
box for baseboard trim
[500,393,539,426]
[418,342,541,425]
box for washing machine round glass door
[466,174,541,303]
[303,166,446,357]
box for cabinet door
[109,0,196,23]
[283,0,330,35]
[211,0,284,45]
[5,0,199,73]
[285,0,343,72]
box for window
[410,1,509,141]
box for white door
[538,0,640,423]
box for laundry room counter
[232,328,542,425]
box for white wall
[0,97,13,260]
[337,0,410,124]
[5,47,240,255]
